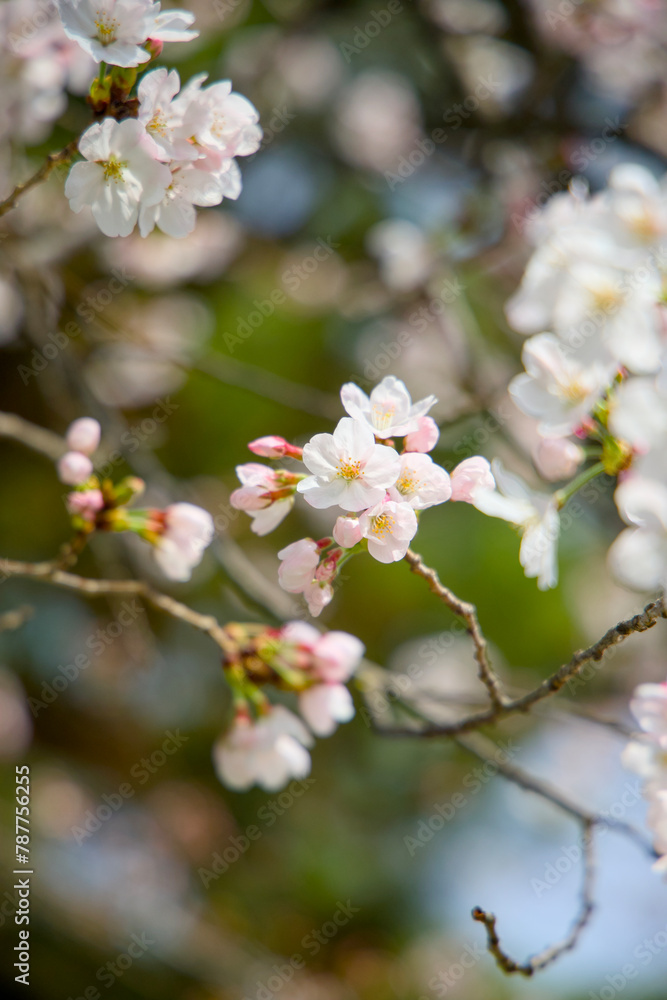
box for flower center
[210,115,227,140]
[148,110,169,138]
[396,468,420,496]
[337,458,362,481]
[370,512,395,538]
[94,10,119,45]
[101,156,127,183]
[591,285,622,314]
[372,403,396,430]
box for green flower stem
[554,461,606,510]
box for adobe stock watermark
[385,76,501,190]
[222,237,340,353]
[17,267,133,385]
[419,939,488,997]
[403,739,521,856]
[530,780,643,898]
[70,730,189,845]
[66,932,154,998]
[28,600,145,717]
[241,900,360,1000]
[198,777,315,887]
[339,1,404,63]
[588,920,667,1000]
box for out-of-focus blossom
[66,417,101,454]
[534,436,585,482]
[213,706,312,791]
[152,502,214,581]
[298,683,354,737]
[58,451,93,485]
[404,416,440,454]
[340,376,437,439]
[608,477,667,595]
[450,456,495,502]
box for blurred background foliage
[2,0,667,997]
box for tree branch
[404,548,506,707]
[0,140,79,218]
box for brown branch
[0,557,236,656]
[404,548,506,707]
[0,411,66,460]
[472,821,595,976]
[0,140,79,218]
[380,589,666,737]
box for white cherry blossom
[298,417,400,511]
[340,376,436,439]
[299,684,355,737]
[153,502,214,581]
[358,499,418,563]
[139,159,241,238]
[473,461,560,590]
[388,452,451,509]
[65,118,170,237]
[608,476,667,594]
[174,73,262,159]
[137,68,197,160]
[213,706,312,791]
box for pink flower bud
[404,416,439,453]
[534,437,584,482]
[248,436,303,460]
[66,489,105,519]
[58,451,93,486]
[66,417,101,455]
[230,486,271,511]
[450,457,495,503]
[333,516,363,548]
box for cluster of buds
[230,376,495,616]
[214,622,365,791]
[54,0,261,237]
[57,417,214,580]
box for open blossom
[139,159,241,238]
[230,463,296,536]
[449,457,495,503]
[298,417,400,511]
[153,502,214,581]
[137,68,198,160]
[277,540,336,617]
[388,453,451,509]
[358,499,418,563]
[340,376,436,438]
[474,461,560,590]
[66,417,101,455]
[299,684,354,737]
[509,333,615,436]
[173,74,263,159]
[58,451,93,485]
[608,477,667,594]
[65,118,171,237]
[56,0,197,68]
[213,706,312,791]
[404,416,439,453]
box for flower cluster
[480,165,667,592]
[230,376,494,616]
[58,417,214,580]
[55,0,261,237]
[213,622,364,791]
[623,682,667,875]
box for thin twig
[404,548,506,707]
[0,140,79,218]
[0,411,66,460]
[0,558,236,655]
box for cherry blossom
[173,73,262,160]
[509,333,615,436]
[608,477,667,594]
[298,417,400,511]
[449,456,495,503]
[230,463,297,536]
[248,436,303,460]
[56,0,196,68]
[340,376,437,439]
[277,539,320,593]
[139,159,241,239]
[299,684,355,737]
[533,436,584,482]
[58,451,93,485]
[213,706,312,791]
[152,502,214,581]
[333,515,363,548]
[137,68,198,161]
[388,452,451,509]
[66,417,101,455]
[404,416,439,453]
[358,499,418,563]
[630,683,667,749]
[65,118,171,237]
[474,461,560,590]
